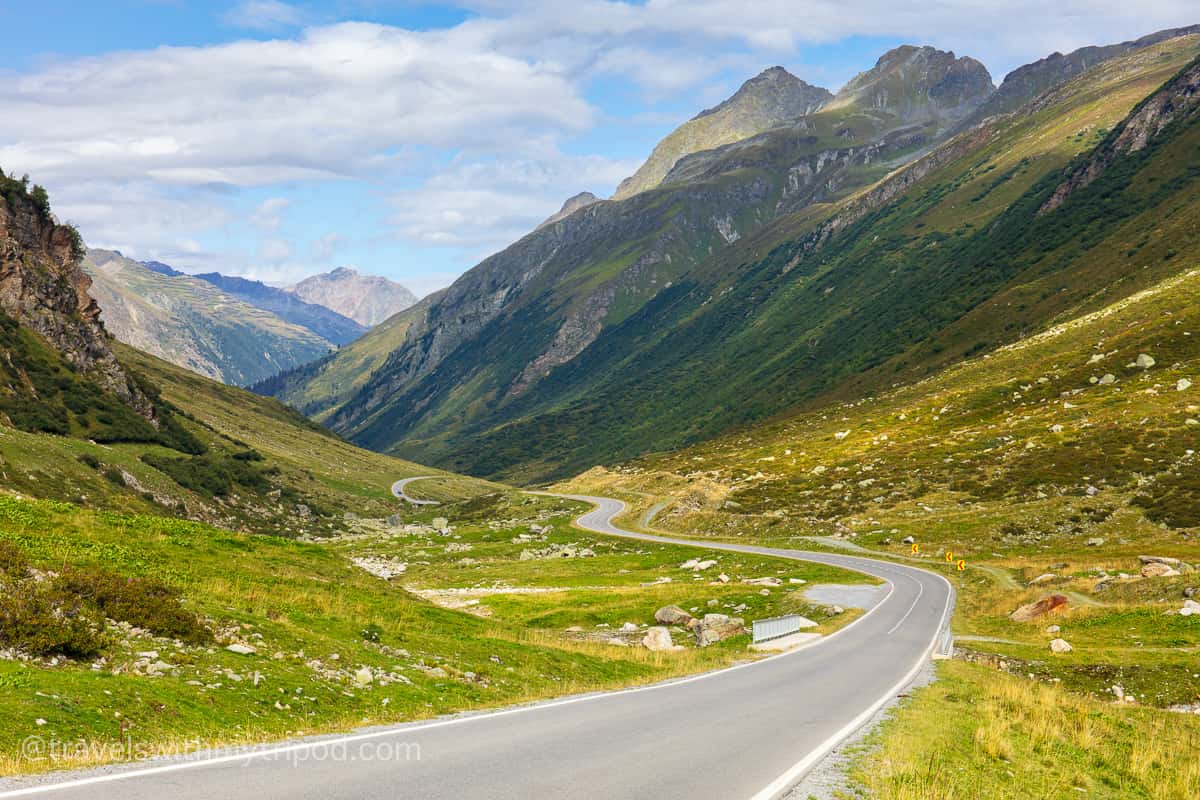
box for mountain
[264,34,1200,483]
[142,259,184,277]
[192,271,365,345]
[971,23,1200,121]
[288,267,417,327]
[537,192,601,229]
[611,66,834,200]
[262,44,999,475]
[83,249,336,386]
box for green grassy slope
[387,37,1200,483]
[1,337,494,537]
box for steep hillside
[272,44,1004,475]
[271,35,1200,484]
[288,267,417,328]
[84,250,335,386]
[193,271,365,346]
[252,292,441,420]
[612,66,833,200]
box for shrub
[141,452,272,498]
[102,467,126,487]
[77,453,100,470]
[360,623,384,643]
[0,540,29,578]
[0,580,106,658]
[57,567,212,644]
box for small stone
[226,643,257,655]
[1178,379,1193,392]
[1098,374,1116,385]
[1049,638,1073,654]
[1029,573,1057,585]
[1085,537,1105,547]
[354,667,373,687]
[902,535,915,545]
[1135,354,1156,369]
[654,605,694,626]
[35,719,47,726]
[620,622,638,632]
[1045,625,1061,634]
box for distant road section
[0,495,953,800]
[391,476,441,506]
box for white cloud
[310,233,343,261]
[258,238,293,263]
[389,151,638,254]
[250,197,291,230]
[0,22,594,190]
[222,1,309,32]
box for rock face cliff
[1040,52,1200,214]
[0,175,154,420]
[611,67,833,200]
[289,267,418,328]
[536,192,601,230]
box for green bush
[0,579,106,658]
[102,467,126,487]
[359,623,383,643]
[141,452,272,498]
[0,540,29,578]
[77,453,101,470]
[57,566,212,644]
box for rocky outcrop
[0,178,154,419]
[289,267,417,328]
[194,272,364,345]
[537,192,601,230]
[612,66,832,200]
[1009,595,1069,622]
[1040,54,1200,214]
[694,613,745,646]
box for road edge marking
[0,495,938,799]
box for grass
[844,660,1200,800]
[0,490,875,776]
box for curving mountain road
[0,492,953,800]
[391,476,441,506]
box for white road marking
[885,572,925,635]
[0,496,925,799]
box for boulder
[1141,562,1181,578]
[1029,573,1057,585]
[745,577,782,587]
[620,622,638,632]
[1048,638,1073,654]
[1009,595,1068,622]
[1179,378,1193,392]
[1139,555,1182,566]
[1045,625,1061,634]
[1134,353,1156,369]
[1085,537,1105,547]
[654,605,694,626]
[694,614,746,646]
[902,535,915,545]
[1180,599,1200,617]
[226,643,257,655]
[642,627,682,652]
[354,667,374,687]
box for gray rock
[1048,638,1073,654]
[654,605,694,626]
[226,643,257,655]
[694,614,746,646]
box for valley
[2,16,1200,800]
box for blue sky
[0,2,1195,296]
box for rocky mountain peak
[833,44,994,121]
[694,65,832,121]
[538,191,601,229]
[611,67,832,201]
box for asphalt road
[390,476,441,506]
[0,493,953,800]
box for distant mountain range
[81,253,417,387]
[259,28,1200,483]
